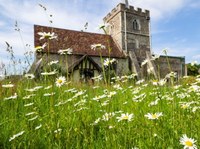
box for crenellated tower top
[103,3,150,22]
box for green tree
[187,63,200,76]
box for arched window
[133,19,140,30]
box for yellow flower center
[182,104,189,109]
[185,140,193,147]
[44,34,51,38]
[123,115,129,120]
[152,114,157,119]
[57,79,63,84]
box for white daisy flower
[35,124,42,130]
[103,58,116,67]
[43,92,56,96]
[38,32,57,40]
[91,44,106,50]
[158,79,167,86]
[41,70,57,76]
[4,93,17,101]
[144,112,163,120]
[98,23,110,30]
[58,48,73,55]
[34,43,47,52]
[92,75,102,81]
[116,113,134,122]
[151,54,160,60]
[55,76,66,87]
[2,84,14,88]
[141,59,148,66]
[48,60,59,65]
[24,74,35,79]
[180,134,197,149]
[136,79,145,85]
[9,131,25,142]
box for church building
[31,1,185,81]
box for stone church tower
[103,2,153,77]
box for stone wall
[155,56,186,79]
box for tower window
[133,19,140,30]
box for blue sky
[0,0,200,74]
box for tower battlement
[103,3,149,22]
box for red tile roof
[34,25,126,58]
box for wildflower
[188,85,200,92]
[9,131,25,142]
[92,118,101,125]
[108,125,115,129]
[43,92,56,96]
[116,113,134,122]
[26,112,36,116]
[91,44,106,50]
[132,93,146,102]
[180,103,191,109]
[74,99,86,107]
[113,84,123,90]
[136,79,145,85]
[107,91,117,98]
[92,75,102,81]
[101,101,109,106]
[25,86,43,92]
[148,99,160,107]
[152,80,159,86]
[41,70,57,76]
[141,59,148,66]
[147,66,154,74]
[35,43,47,52]
[191,61,198,66]
[102,112,115,121]
[44,85,52,90]
[28,115,38,121]
[144,112,163,120]
[92,94,107,101]
[48,60,59,65]
[72,90,86,98]
[35,124,42,130]
[93,86,100,89]
[24,74,35,79]
[58,48,73,55]
[98,23,110,30]
[151,54,160,60]
[180,134,197,149]
[165,71,177,79]
[2,83,14,88]
[4,93,17,101]
[64,88,77,93]
[55,76,66,87]
[128,73,137,79]
[192,106,200,113]
[174,85,181,89]
[24,103,34,107]
[38,32,57,40]
[54,129,62,133]
[23,94,36,99]
[158,79,167,86]
[183,76,190,79]
[103,58,116,67]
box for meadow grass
[0,76,200,149]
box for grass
[0,76,200,149]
